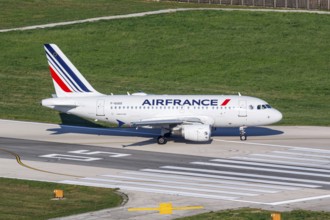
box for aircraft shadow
[212,127,284,137]
[58,113,108,128]
[47,113,158,138]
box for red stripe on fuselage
[221,99,231,106]
[49,66,72,92]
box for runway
[0,119,330,219]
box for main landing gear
[239,126,247,141]
[157,136,167,145]
[157,131,171,145]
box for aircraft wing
[131,117,203,127]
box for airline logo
[142,98,231,106]
[44,44,91,93]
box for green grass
[0,0,226,29]
[0,6,329,125]
[0,177,123,220]
[176,208,330,220]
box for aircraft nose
[272,109,283,123]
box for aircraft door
[96,99,105,116]
[238,100,247,117]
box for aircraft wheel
[157,136,167,145]
[240,135,247,141]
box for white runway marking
[83,177,258,196]
[39,154,102,162]
[102,174,279,193]
[143,169,319,188]
[249,154,329,164]
[210,158,330,173]
[68,150,131,158]
[124,171,298,190]
[161,166,330,185]
[231,156,330,168]
[191,162,330,177]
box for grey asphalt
[0,137,210,171]
[1,121,330,219]
[1,136,330,189]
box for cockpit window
[249,105,254,110]
[257,104,271,110]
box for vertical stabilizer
[44,44,103,97]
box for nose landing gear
[239,126,247,141]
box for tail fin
[44,44,102,97]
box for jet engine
[181,124,211,142]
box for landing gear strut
[157,129,171,145]
[239,126,247,141]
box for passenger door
[96,99,105,116]
[238,100,247,117]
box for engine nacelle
[181,124,211,142]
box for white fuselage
[42,94,283,128]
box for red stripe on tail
[49,66,72,93]
[221,99,231,106]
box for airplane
[42,44,283,144]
